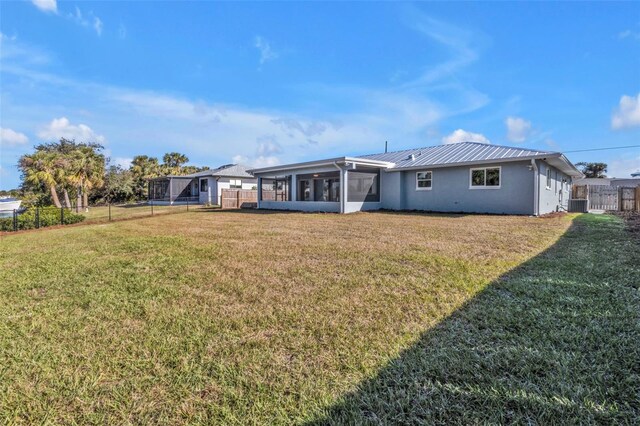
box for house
[249,142,583,215]
[573,177,640,187]
[148,164,257,205]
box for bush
[0,207,85,231]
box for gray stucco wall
[537,160,570,214]
[254,160,569,215]
[260,200,341,212]
[397,160,535,215]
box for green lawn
[0,211,637,424]
[79,203,203,223]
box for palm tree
[19,152,63,208]
[161,152,189,176]
[68,146,105,211]
[131,155,160,198]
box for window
[470,167,501,189]
[200,179,208,192]
[546,168,551,190]
[230,179,242,189]
[416,171,432,190]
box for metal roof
[359,142,555,169]
[249,142,583,177]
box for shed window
[200,179,208,192]
[546,168,552,190]
[416,171,432,190]
[470,167,501,188]
[230,179,242,189]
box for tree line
[17,138,207,207]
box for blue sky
[1,1,639,189]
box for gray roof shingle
[187,164,254,178]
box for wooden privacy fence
[571,185,640,211]
[621,187,640,211]
[221,189,257,209]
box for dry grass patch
[1,211,636,424]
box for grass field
[0,211,638,424]
[79,203,208,223]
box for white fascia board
[249,157,394,175]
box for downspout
[256,176,262,209]
[531,159,539,216]
[333,162,345,214]
[216,177,221,206]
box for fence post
[13,209,17,232]
[61,207,64,225]
[109,203,112,221]
[618,187,622,212]
[151,203,154,216]
[36,206,40,229]
[237,190,240,209]
[187,198,189,212]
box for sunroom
[148,176,199,205]
[250,157,394,213]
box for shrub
[0,207,85,231]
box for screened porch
[256,166,381,213]
[148,176,199,204]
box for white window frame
[415,171,433,191]
[546,168,552,190]
[229,179,242,189]
[200,178,208,192]
[469,166,501,189]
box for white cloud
[505,116,532,143]
[608,154,640,178]
[31,0,57,13]
[0,128,29,146]
[94,17,103,36]
[67,6,103,36]
[254,36,278,66]
[618,29,640,40]
[37,117,106,144]
[256,135,283,156]
[111,157,133,169]
[612,93,640,130]
[400,7,485,88]
[0,32,17,42]
[0,13,494,187]
[271,118,329,138]
[442,129,490,144]
[233,154,280,168]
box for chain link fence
[1,201,203,232]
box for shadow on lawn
[307,214,639,424]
